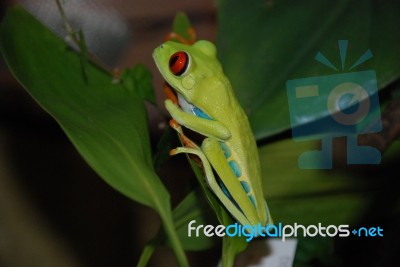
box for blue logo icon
[286,40,382,169]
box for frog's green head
[153,40,223,105]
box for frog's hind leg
[170,146,252,227]
[163,27,196,45]
[201,138,259,226]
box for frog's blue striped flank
[219,141,257,209]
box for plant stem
[221,237,235,267]
[137,242,156,267]
[159,210,189,267]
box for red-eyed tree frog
[153,40,272,230]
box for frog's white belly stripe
[178,94,212,120]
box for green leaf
[0,6,188,267]
[137,189,216,267]
[0,5,165,209]
[121,64,156,105]
[217,0,400,139]
[258,138,374,225]
[171,189,218,251]
[171,12,194,43]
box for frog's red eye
[169,51,189,76]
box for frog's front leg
[171,144,253,227]
[165,99,231,141]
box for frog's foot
[169,119,199,150]
[169,119,203,166]
[163,28,196,45]
[164,83,179,104]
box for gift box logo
[286,40,382,169]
